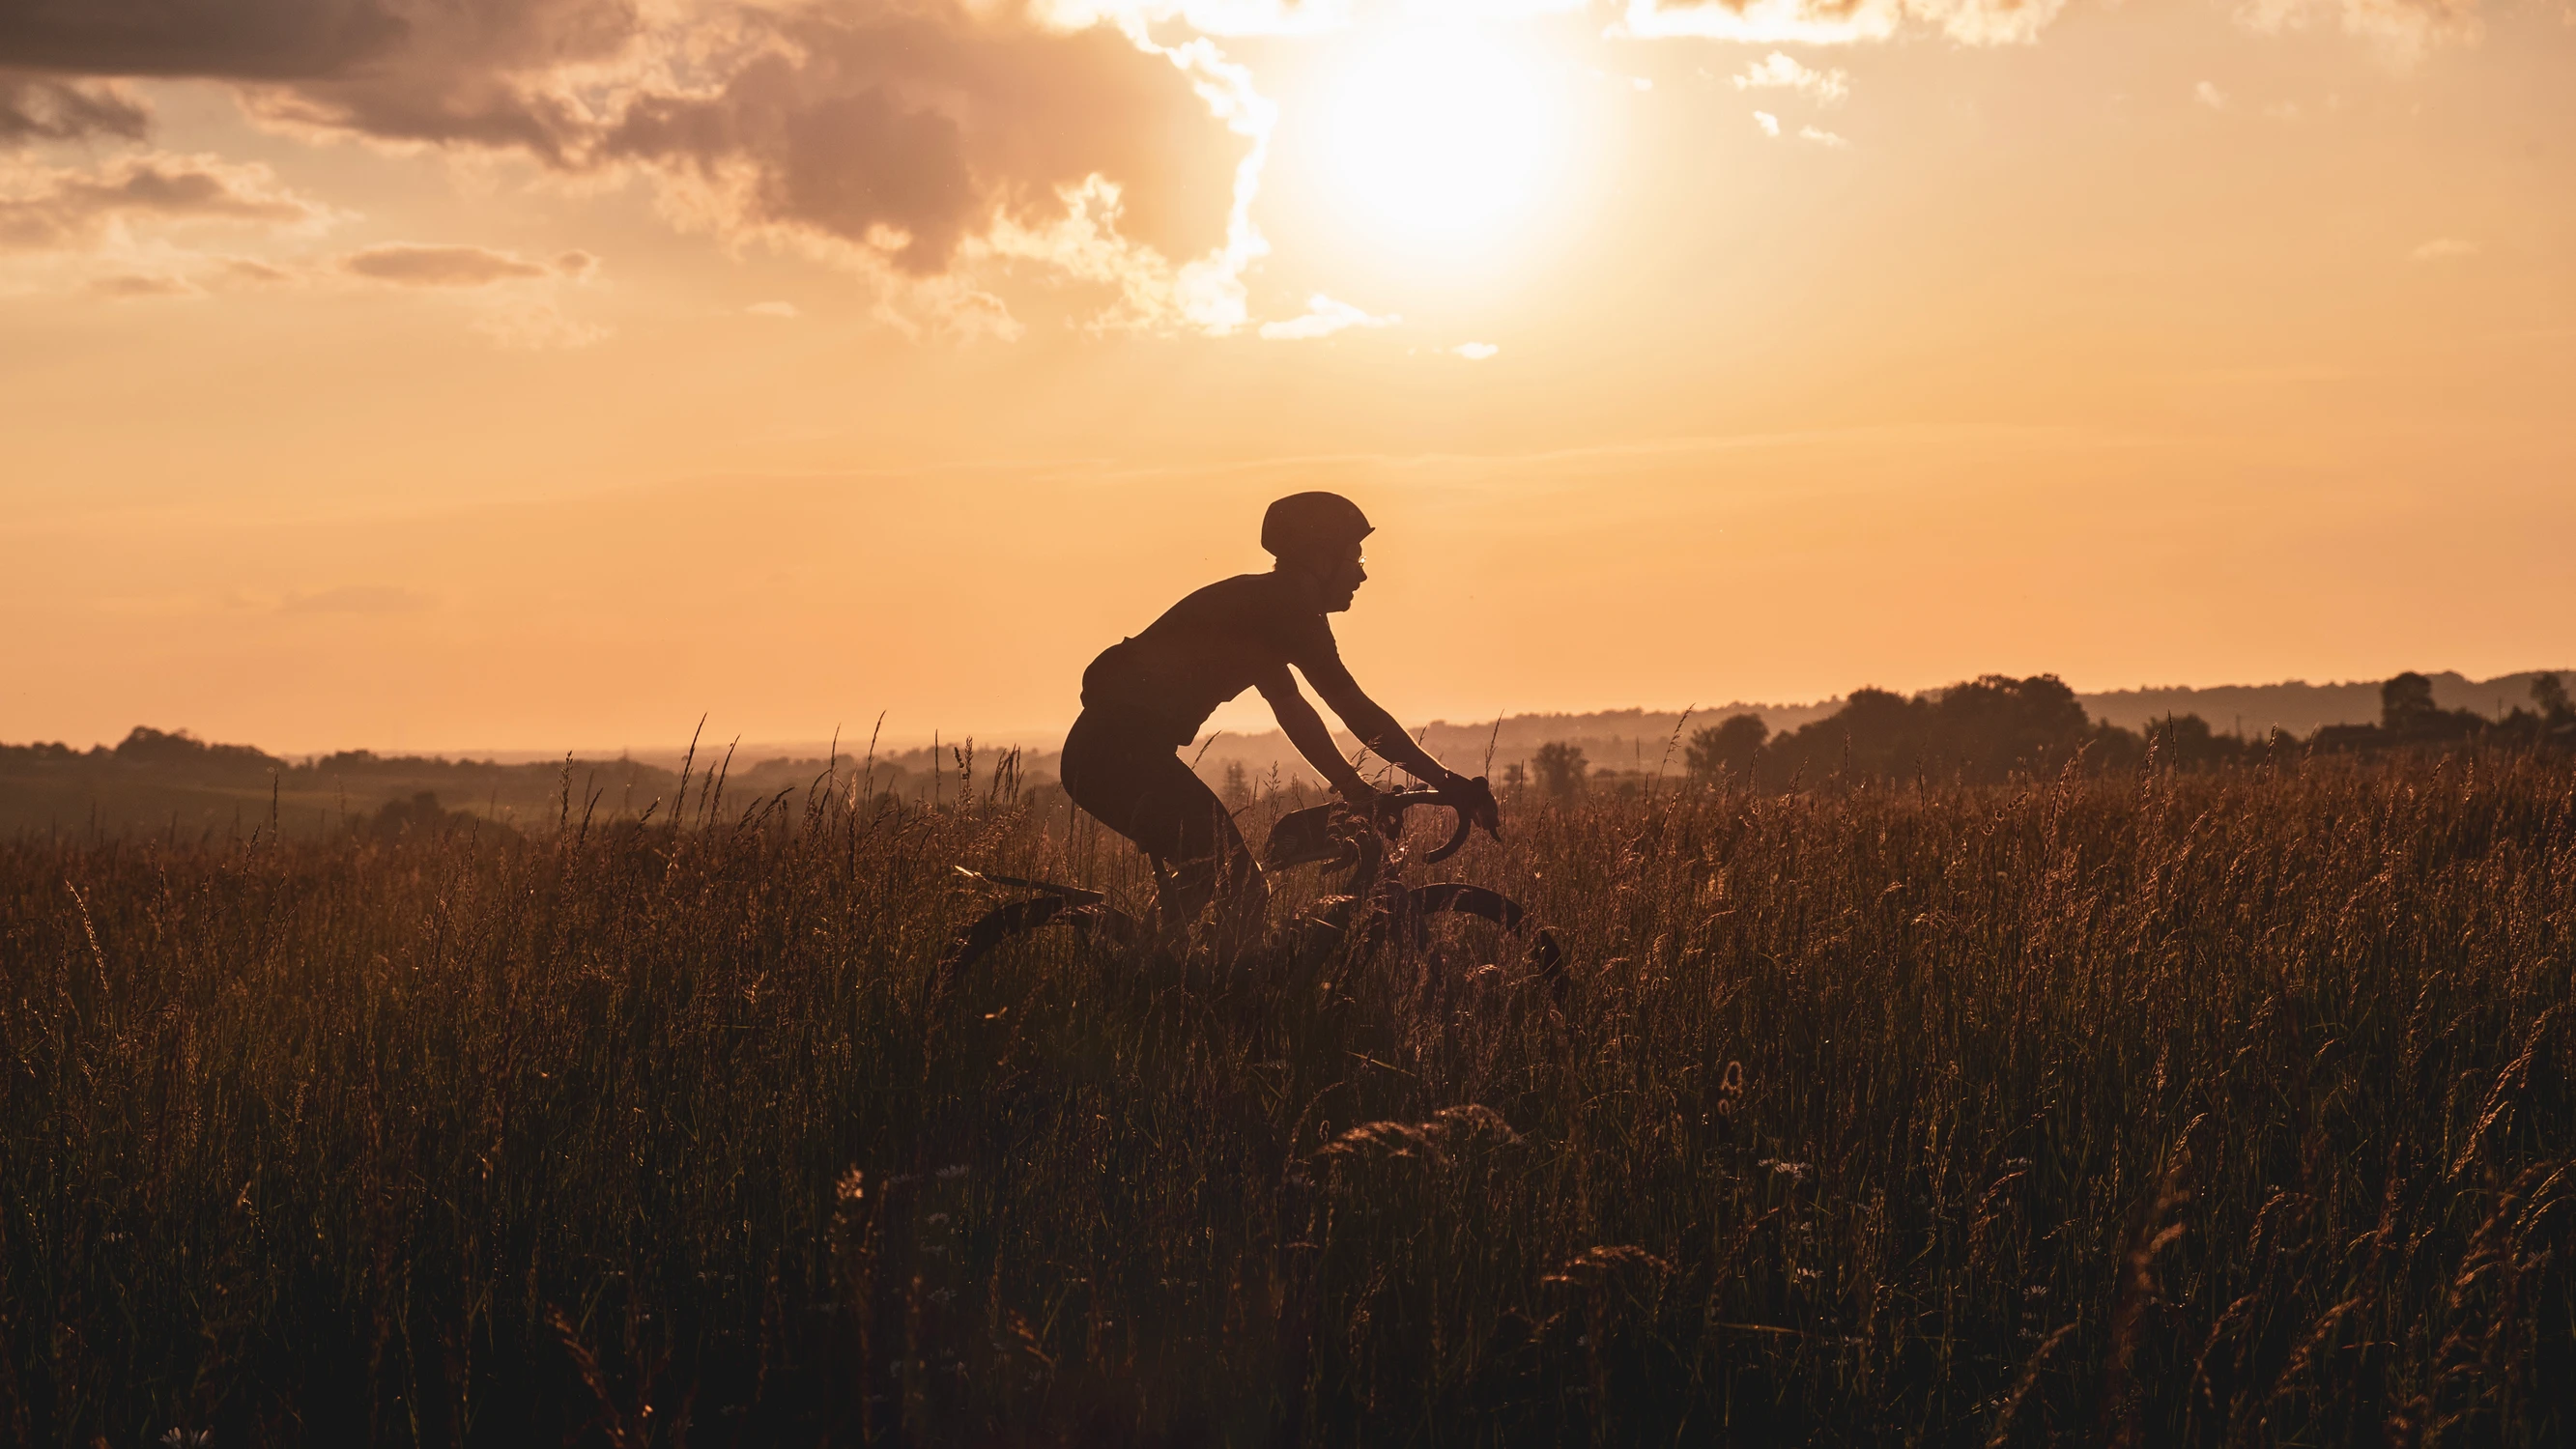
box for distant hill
[593,672,2573,785]
[0,727,983,839]
[2076,670,2568,737]
[1172,671,2573,789]
[11,668,2568,835]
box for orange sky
[3,0,2570,753]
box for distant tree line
[13,668,2575,830]
[1,725,284,778]
[0,726,949,838]
[2308,670,2574,753]
[1508,670,2576,798]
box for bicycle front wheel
[1399,884,1564,992]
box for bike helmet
[1261,492,1373,561]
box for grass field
[4,753,2570,1446]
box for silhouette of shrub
[360,791,456,840]
[1684,715,1766,782]
[2380,671,2438,731]
[1532,742,1588,799]
[2533,671,2571,724]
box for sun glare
[1306,27,1574,257]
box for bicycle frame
[934,783,1560,997]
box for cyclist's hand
[1445,773,1502,837]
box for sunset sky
[4,0,2570,753]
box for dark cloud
[238,0,639,161]
[0,71,150,144]
[1,0,416,82]
[0,0,1246,289]
[597,6,1243,275]
[340,242,550,285]
[0,0,634,160]
[0,153,319,249]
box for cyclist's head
[1262,492,1372,610]
[1262,492,1371,564]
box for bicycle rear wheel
[933,896,1141,999]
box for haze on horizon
[3,0,2569,756]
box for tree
[2381,671,2438,732]
[1684,715,1767,782]
[2142,713,2218,761]
[2533,671,2572,724]
[1221,760,1251,810]
[1531,742,1588,800]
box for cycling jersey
[1078,570,1343,749]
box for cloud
[1733,52,1848,104]
[1618,0,2071,46]
[745,299,799,318]
[220,256,296,285]
[0,151,325,251]
[280,583,434,615]
[332,241,610,346]
[2411,237,2477,260]
[599,11,1238,275]
[0,0,1266,333]
[0,71,149,145]
[2195,80,2228,109]
[88,270,194,298]
[610,9,1266,334]
[1451,341,1499,360]
[1259,293,1396,340]
[2234,0,2482,60]
[340,242,551,286]
[0,0,2502,347]
[1799,125,1849,147]
[0,0,622,158]
[0,0,414,83]
[1753,110,1781,136]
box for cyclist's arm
[1260,673,1376,798]
[1299,657,1466,790]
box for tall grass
[3,753,2569,1445]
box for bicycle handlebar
[1259,779,1501,872]
[1377,784,1488,864]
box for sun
[1304,26,1575,259]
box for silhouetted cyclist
[1061,492,1499,948]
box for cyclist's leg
[1061,710,1265,942]
[1155,777,1265,950]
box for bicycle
[932,785,1563,1000]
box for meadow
[3,750,2569,1446]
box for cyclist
[1060,492,1499,948]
